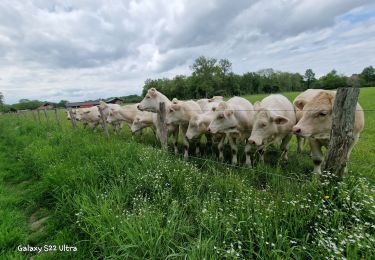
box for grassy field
[0,88,374,259]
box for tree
[319,70,348,90]
[190,56,220,98]
[347,74,361,88]
[0,92,4,105]
[57,100,68,108]
[257,68,274,78]
[240,72,261,94]
[218,59,232,76]
[304,69,316,89]
[360,66,375,85]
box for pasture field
[0,88,374,259]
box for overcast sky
[1,0,374,104]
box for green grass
[0,88,374,259]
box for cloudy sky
[0,0,374,103]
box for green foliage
[120,95,143,103]
[313,70,349,89]
[360,66,375,86]
[141,57,364,99]
[304,69,316,89]
[57,100,68,108]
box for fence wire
[5,109,375,184]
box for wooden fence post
[54,108,61,126]
[68,108,77,129]
[43,108,50,124]
[324,87,360,180]
[98,106,109,138]
[159,102,168,150]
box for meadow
[0,88,374,259]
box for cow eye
[218,114,224,119]
[261,123,266,127]
[319,111,327,117]
[146,95,150,99]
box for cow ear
[254,101,261,111]
[171,103,180,110]
[294,100,305,110]
[224,110,233,117]
[218,101,227,110]
[149,88,157,97]
[273,115,289,125]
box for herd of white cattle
[67,88,365,174]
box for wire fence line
[64,108,375,112]
[172,153,305,182]
[5,102,373,184]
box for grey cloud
[157,0,256,51]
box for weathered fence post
[159,102,168,150]
[37,109,41,123]
[98,106,109,138]
[54,108,61,126]
[68,108,77,129]
[324,87,360,180]
[43,108,50,124]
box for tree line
[1,57,374,112]
[142,56,375,99]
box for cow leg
[280,134,292,161]
[245,140,252,167]
[228,134,238,165]
[180,124,189,159]
[194,137,200,155]
[258,146,265,164]
[309,138,323,174]
[113,123,118,134]
[206,134,213,154]
[172,126,179,155]
[217,135,225,162]
[296,135,303,153]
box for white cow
[196,96,224,111]
[106,104,139,129]
[186,101,226,160]
[137,88,179,154]
[131,111,155,133]
[293,89,330,152]
[248,94,296,163]
[165,99,202,158]
[98,101,124,132]
[208,97,254,165]
[131,111,179,142]
[75,106,101,128]
[292,90,365,174]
